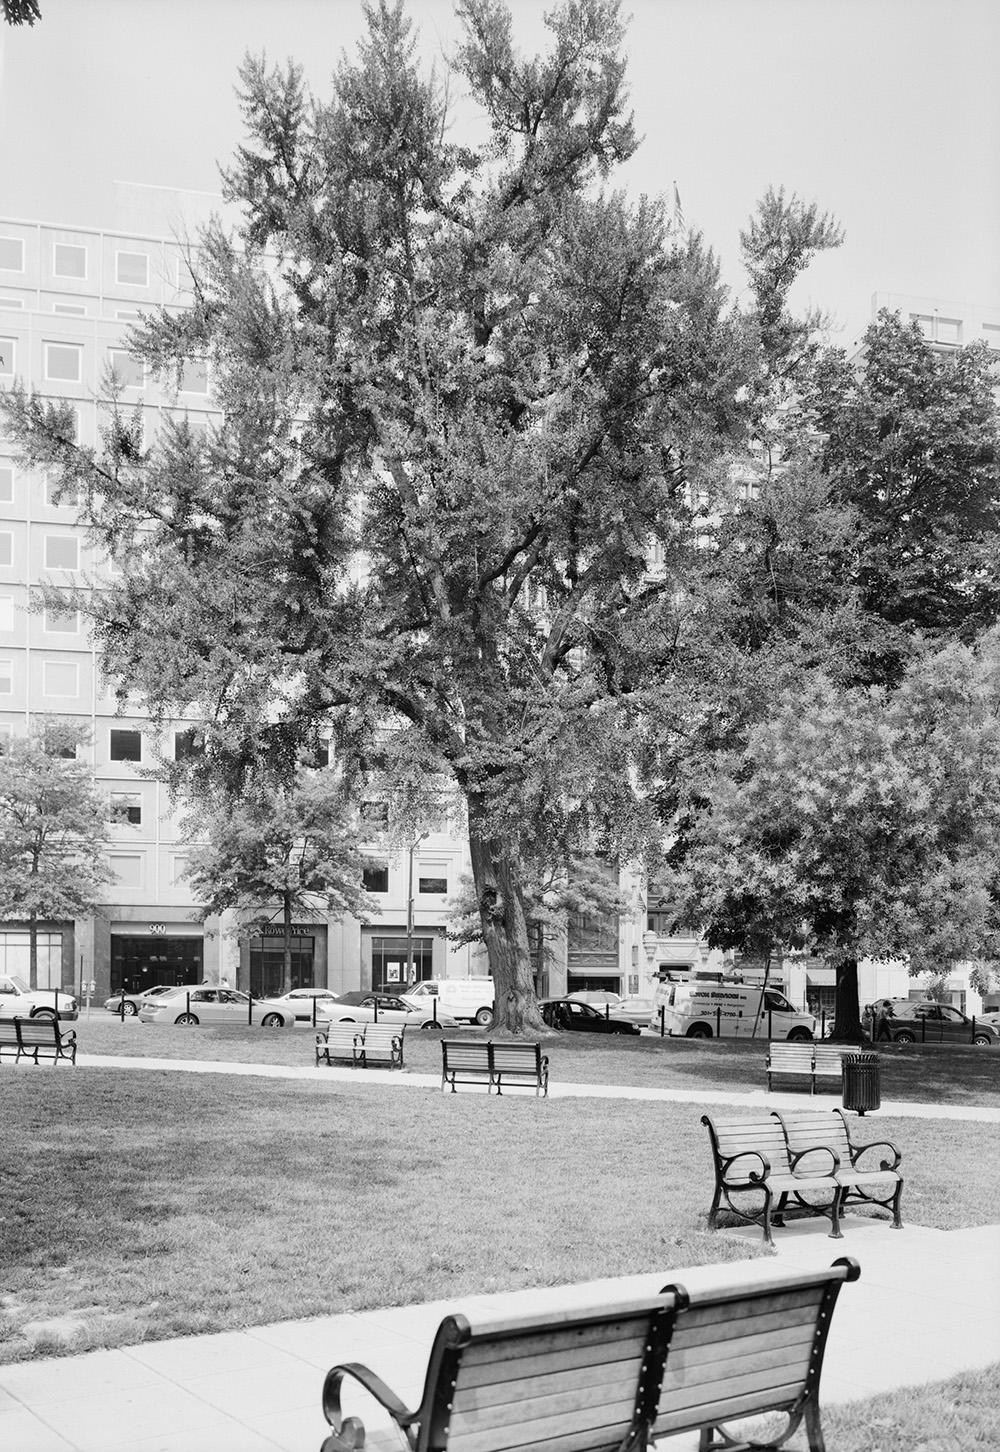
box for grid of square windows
[116,251,149,287]
[110,728,142,761]
[44,535,80,570]
[42,660,77,697]
[0,238,24,272]
[111,791,142,825]
[0,337,14,376]
[0,533,12,567]
[0,467,12,503]
[0,658,11,692]
[0,595,13,632]
[108,349,144,389]
[44,606,79,634]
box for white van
[400,977,495,1026]
[650,978,815,1040]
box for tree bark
[830,956,866,1043]
[28,909,38,990]
[467,802,545,1034]
[282,889,293,997]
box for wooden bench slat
[654,1380,806,1435]
[441,1039,548,1097]
[453,1361,641,1413]
[664,1343,813,1397]
[661,1359,814,1415]
[669,1323,816,1371]
[772,1107,904,1229]
[449,1385,640,1442]
[447,1399,638,1452]
[668,1298,821,1346]
[461,1323,647,1376]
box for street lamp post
[405,831,428,986]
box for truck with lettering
[650,978,815,1040]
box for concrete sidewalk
[74,1051,1000,1123]
[1,1215,997,1452]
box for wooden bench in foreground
[702,1113,844,1245]
[766,1041,844,1094]
[440,1039,549,1096]
[318,1257,860,1452]
[772,1107,904,1230]
[316,1023,404,1070]
[0,1017,77,1066]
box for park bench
[771,1107,904,1230]
[317,1258,860,1452]
[440,1039,549,1096]
[653,1257,861,1452]
[0,1017,77,1066]
[702,1113,844,1245]
[765,1041,844,1093]
[315,1023,404,1070]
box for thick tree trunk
[468,804,545,1034]
[28,910,38,990]
[830,956,866,1043]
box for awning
[806,968,837,985]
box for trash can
[841,1052,881,1115]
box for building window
[0,595,13,632]
[45,343,83,383]
[0,533,12,567]
[0,297,23,309]
[45,474,81,507]
[418,872,448,895]
[110,728,142,762]
[109,853,143,888]
[983,323,1000,349]
[0,238,25,272]
[0,724,11,752]
[360,801,388,826]
[42,661,78,697]
[108,349,144,389]
[0,467,12,503]
[180,359,209,394]
[0,337,14,376]
[363,865,389,893]
[116,309,142,321]
[44,606,79,634]
[54,303,87,316]
[174,727,204,761]
[116,251,149,287]
[44,535,80,571]
[53,244,87,279]
[170,853,190,885]
[111,792,142,826]
[0,658,11,693]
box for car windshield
[9,975,30,992]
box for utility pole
[405,831,428,987]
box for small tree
[662,638,1000,1040]
[182,769,370,994]
[0,721,112,987]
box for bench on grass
[766,1041,844,1093]
[772,1107,904,1230]
[0,1017,77,1066]
[318,1258,860,1452]
[316,1022,404,1070]
[440,1038,549,1097]
[702,1112,844,1246]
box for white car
[268,988,344,1022]
[0,973,79,1021]
[138,986,296,1028]
[320,992,460,1031]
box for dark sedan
[541,998,641,1035]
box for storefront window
[248,936,314,998]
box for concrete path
[1,1216,997,1452]
[74,1052,1000,1123]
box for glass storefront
[370,935,434,993]
[0,930,63,989]
[248,935,315,998]
[111,936,203,994]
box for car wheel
[787,1028,813,1042]
[175,1013,199,1025]
[31,1007,57,1020]
[122,1000,138,1017]
[893,1030,915,1044]
[972,1033,993,1047]
[686,1023,713,1039]
[420,1020,445,1032]
[475,1008,493,1027]
[261,1013,284,1028]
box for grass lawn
[2,1061,999,1364]
[75,1012,1000,1107]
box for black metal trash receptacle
[842,1052,881,1115]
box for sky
[1,0,998,347]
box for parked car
[138,986,296,1028]
[268,988,343,1022]
[606,996,655,1028]
[320,992,460,1031]
[0,973,78,1021]
[540,998,641,1035]
[567,990,622,1006]
[873,999,999,1047]
[104,984,178,1016]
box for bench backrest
[771,1109,852,1176]
[413,1294,678,1452]
[654,1260,859,1439]
[362,1024,402,1052]
[15,1019,61,1044]
[441,1040,490,1072]
[812,1044,845,1071]
[324,1024,362,1053]
[703,1114,793,1178]
[490,1042,541,1073]
[767,1042,814,1072]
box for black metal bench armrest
[322,1361,417,1441]
[790,1144,840,1174]
[720,1150,771,1183]
[851,1139,902,1172]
